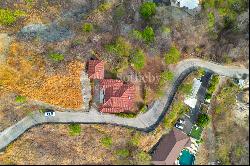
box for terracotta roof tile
[88,60,104,79]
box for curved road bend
[0,59,249,151]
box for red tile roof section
[88,60,104,80]
[99,79,135,113]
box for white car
[44,110,55,117]
[175,123,184,130]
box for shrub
[131,27,155,43]
[105,37,132,57]
[0,9,25,26]
[100,136,112,148]
[207,75,220,94]
[130,49,146,71]
[82,23,93,32]
[131,30,143,41]
[142,26,155,43]
[165,46,181,65]
[116,113,137,118]
[134,151,151,165]
[68,124,81,136]
[49,53,64,62]
[208,12,215,30]
[139,2,157,20]
[130,132,141,147]
[15,95,26,103]
[197,113,210,128]
[159,70,174,87]
[116,149,130,158]
[139,105,147,113]
[162,26,171,35]
[197,67,206,77]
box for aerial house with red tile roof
[88,60,135,114]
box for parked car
[44,109,55,117]
[175,123,184,130]
[177,119,185,125]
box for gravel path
[0,58,249,151]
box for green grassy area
[115,149,130,158]
[82,23,93,32]
[68,124,81,136]
[0,9,26,26]
[100,136,112,148]
[49,53,65,62]
[189,126,203,140]
[15,96,26,103]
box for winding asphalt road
[0,59,249,151]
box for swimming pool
[179,149,195,165]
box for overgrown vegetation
[106,37,132,57]
[210,79,248,165]
[132,27,155,43]
[156,70,175,97]
[202,0,249,30]
[206,75,220,100]
[130,49,146,71]
[164,46,181,65]
[214,79,239,114]
[197,113,210,128]
[0,9,25,26]
[139,2,157,20]
[163,101,189,128]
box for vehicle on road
[44,109,55,117]
[175,123,184,130]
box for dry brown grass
[0,124,157,165]
[0,42,84,109]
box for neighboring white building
[184,78,202,109]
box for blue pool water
[179,149,195,165]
